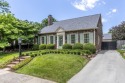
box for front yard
[16,54,88,83]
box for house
[39,14,103,51]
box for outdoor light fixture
[18,38,22,62]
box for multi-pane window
[84,33,89,43]
[42,36,44,44]
[71,34,75,44]
[50,36,53,44]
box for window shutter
[89,32,94,44]
[53,35,55,44]
[75,33,78,43]
[80,33,84,44]
[67,34,70,44]
[44,36,46,44]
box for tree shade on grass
[16,54,88,83]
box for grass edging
[12,57,33,70]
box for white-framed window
[41,36,45,44]
[50,36,54,44]
[84,33,89,43]
[71,34,75,44]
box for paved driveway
[68,50,125,83]
[0,69,55,83]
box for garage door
[101,41,117,50]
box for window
[84,33,89,43]
[42,37,44,44]
[71,34,75,44]
[50,36,53,44]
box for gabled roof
[40,14,101,34]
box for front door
[58,35,63,49]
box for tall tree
[109,21,125,40]
[0,0,10,13]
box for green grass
[16,54,88,83]
[0,52,18,68]
[117,50,125,59]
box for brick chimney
[48,15,53,26]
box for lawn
[0,52,18,68]
[117,50,125,59]
[16,54,88,83]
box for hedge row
[33,44,55,50]
[12,57,33,70]
[63,43,96,53]
[22,49,92,57]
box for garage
[101,33,117,50]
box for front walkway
[0,69,55,83]
[68,50,125,83]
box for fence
[117,40,125,49]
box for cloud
[107,9,117,15]
[102,18,107,23]
[72,0,102,11]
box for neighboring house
[103,33,112,42]
[39,14,103,51]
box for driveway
[68,50,125,83]
[0,69,55,83]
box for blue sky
[6,0,125,33]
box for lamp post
[18,38,22,62]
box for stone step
[3,68,11,71]
[11,61,20,64]
[6,64,15,68]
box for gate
[101,41,117,50]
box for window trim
[71,34,75,44]
[84,33,89,43]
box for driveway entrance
[68,50,125,83]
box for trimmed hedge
[32,44,39,50]
[12,57,33,70]
[83,43,96,54]
[62,44,72,49]
[72,43,83,50]
[46,44,55,49]
[39,44,46,50]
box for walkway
[68,50,125,83]
[0,69,55,83]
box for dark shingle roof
[40,14,101,34]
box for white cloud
[72,0,100,11]
[102,18,107,23]
[107,9,117,15]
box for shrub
[62,44,72,49]
[32,44,39,50]
[46,44,55,49]
[72,43,83,50]
[12,57,33,70]
[83,43,96,54]
[39,44,46,50]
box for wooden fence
[117,40,125,49]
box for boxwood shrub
[62,44,72,49]
[72,43,83,50]
[32,44,39,50]
[39,44,46,50]
[46,44,55,49]
[83,43,96,54]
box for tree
[0,0,10,13]
[109,21,125,40]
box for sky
[6,0,125,33]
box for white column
[93,29,95,45]
[57,35,59,49]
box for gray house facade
[39,14,103,51]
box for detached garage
[101,33,117,50]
